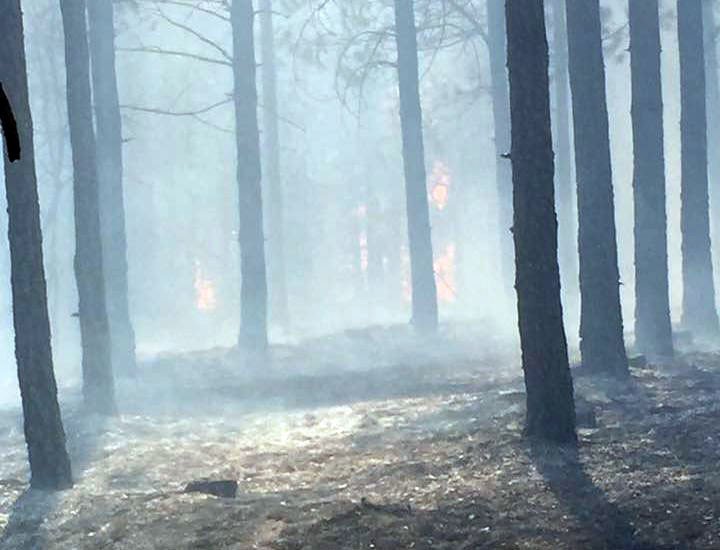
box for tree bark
[259,0,289,330]
[87,0,137,376]
[678,0,720,340]
[505,0,576,443]
[393,0,438,333]
[549,0,577,309]
[565,0,628,375]
[60,0,117,414]
[231,0,269,350]
[628,0,674,359]
[0,0,73,489]
[486,0,514,297]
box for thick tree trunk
[505,0,576,443]
[678,0,720,340]
[260,0,289,330]
[231,0,269,350]
[486,0,514,296]
[87,0,137,376]
[628,0,674,359]
[565,0,628,376]
[60,0,117,414]
[393,0,438,333]
[0,1,73,490]
[549,0,577,308]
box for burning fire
[434,243,456,303]
[193,260,217,312]
[429,160,451,211]
[400,243,457,304]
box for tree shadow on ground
[529,440,672,550]
[0,409,108,549]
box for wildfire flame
[400,243,456,304]
[193,260,217,312]
[429,160,451,211]
[434,243,456,303]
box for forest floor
[0,323,720,549]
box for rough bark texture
[565,0,628,376]
[678,0,720,340]
[549,0,577,306]
[231,0,269,350]
[60,0,117,414]
[628,0,674,359]
[505,0,576,443]
[393,0,438,333]
[87,0,137,376]
[259,0,289,330]
[1,0,73,489]
[486,0,514,297]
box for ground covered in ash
[1,324,720,549]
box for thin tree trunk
[505,0,576,443]
[87,0,137,376]
[0,0,73,489]
[629,0,674,359]
[60,0,117,414]
[393,0,438,333]
[549,0,577,309]
[260,0,289,330]
[486,0,514,297]
[231,0,269,350]
[565,0,628,376]
[678,0,720,340]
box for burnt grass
[267,355,720,549]
[1,327,720,549]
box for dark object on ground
[629,355,648,369]
[184,479,238,499]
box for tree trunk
[486,0,514,297]
[628,0,674,359]
[60,0,117,414]
[549,0,578,309]
[87,0,137,376]
[231,0,269,350]
[393,0,438,333]
[678,0,720,340]
[505,0,576,443]
[259,0,289,330]
[565,0,628,375]
[0,0,73,490]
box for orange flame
[434,243,456,303]
[429,160,451,211]
[194,260,217,312]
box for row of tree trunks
[505,0,576,443]
[60,0,117,414]
[393,0,439,334]
[1,0,73,489]
[231,0,269,350]
[678,0,720,341]
[628,0,674,359]
[87,0,137,376]
[565,0,628,376]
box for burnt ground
[0,324,719,549]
